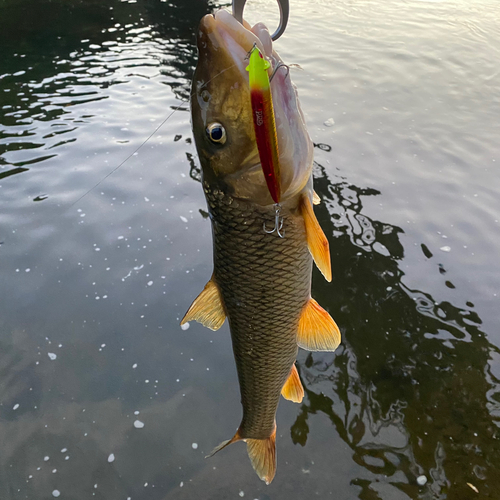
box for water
[1,0,499,498]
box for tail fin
[205,431,242,458]
[206,427,277,485]
[246,427,277,485]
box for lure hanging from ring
[246,45,281,205]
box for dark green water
[1,0,499,499]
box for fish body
[208,187,311,437]
[183,9,340,484]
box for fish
[182,9,341,484]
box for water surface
[1,0,499,498]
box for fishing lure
[246,45,281,206]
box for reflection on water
[295,159,500,498]
[0,0,213,183]
[1,0,500,498]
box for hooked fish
[182,9,341,484]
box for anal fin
[246,426,277,485]
[300,195,332,282]
[180,276,225,331]
[298,298,341,351]
[281,364,304,403]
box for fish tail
[205,430,242,458]
[246,426,277,485]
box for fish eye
[206,123,226,145]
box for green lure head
[246,46,271,90]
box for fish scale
[187,10,339,483]
[206,185,313,439]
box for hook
[269,62,290,82]
[232,0,290,41]
[264,203,285,238]
[245,42,258,60]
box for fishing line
[69,47,294,210]
[68,106,182,209]
[68,62,238,209]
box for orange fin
[300,195,332,282]
[281,364,304,403]
[246,427,277,485]
[313,190,321,205]
[205,430,242,458]
[180,277,225,331]
[298,298,341,351]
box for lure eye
[206,123,226,145]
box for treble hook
[269,61,290,82]
[264,203,285,238]
[232,0,290,41]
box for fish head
[191,9,314,205]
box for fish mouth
[201,10,271,63]
[196,10,314,203]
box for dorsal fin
[300,195,332,282]
[281,364,304,403]
[180,276,225,331]
[298,298,341,351]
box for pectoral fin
[281,364,304,403]
[180,277,225,330]
[298,298,341,351]
[300,195,332,282]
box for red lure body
[250,89,281,203]
[247,48,281,204]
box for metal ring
[232,0,289,41]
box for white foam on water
[417,475,427,485]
